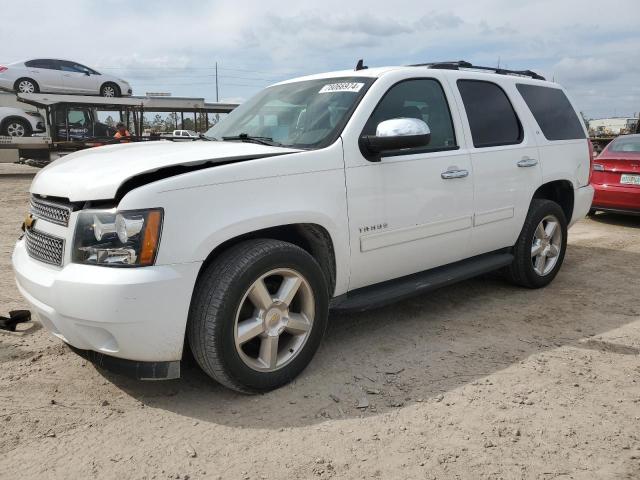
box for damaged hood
[30,140,300,201]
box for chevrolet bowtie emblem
[22,213,35,232]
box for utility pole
[215,61,219,102]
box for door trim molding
[360,215,472,252]
[474,206,514,226]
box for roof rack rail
[408,60,546,81]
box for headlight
[73,208,163,267]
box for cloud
[0,0,638,116]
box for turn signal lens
[139,210,162,266]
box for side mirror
[359,118,431,161]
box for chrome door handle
[517,157,538,167]
[441,169,469,179]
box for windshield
[609,135,640,153]
[205,76,375,148]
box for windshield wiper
[222,133,281,146]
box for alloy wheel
[17,80,35,93]
[234,268,315,372]
[102,85,116,97]
[6,122,26,137]
[531,214,562,276]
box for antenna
[355,59,368,71]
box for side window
[516,84,585,141]
[363,79,457,151]
[74,63,96,75]
[59,61,83,73]
[26,59,57,70]
[68,110,89,126]
[457,80,523,148]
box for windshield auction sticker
[319,82,365,93]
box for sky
[1,0,639,119]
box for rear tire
[1,118,32,137]
[505,199,567,289]
[100,83,121,97]
[14,78,39,94]
[187,239,329,393]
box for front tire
[505,199,567,288]
[187,239,329,393]
[1,119,32,137]
[100,83,121,97]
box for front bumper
[13,238,201,364]
[68,345,181,380]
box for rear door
[25,59,63,92]
[515,83,590,190]
[451,78,541,256]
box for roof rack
[408,60,546,81]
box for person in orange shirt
[114,122,131,140]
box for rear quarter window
[516,84,585,141]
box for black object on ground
[0,310,31,332]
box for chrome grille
[30,196,71,227]
[25,228,65,266]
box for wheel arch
[196,223,337,297]
[532,179,574,222]
[0,116,32,135]
[100,81,121,96]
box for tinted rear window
[516,84,585,141]
[457,80,523,148]
[609,136,640,153]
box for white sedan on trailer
[0,107,45,137]
[0,59,132,97]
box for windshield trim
[204,76,378,150]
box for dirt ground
[1,171,639,480]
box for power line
[98,65,285,77]
[134,81,264,87]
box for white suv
[13,61,594,392]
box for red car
[591,134,640,215]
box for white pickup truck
[13,61,594,393]
[160,129,199,140]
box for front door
[343,77,474,290]
[59,60,98,94]
[55,108,93,140]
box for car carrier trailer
[0,92,238,163]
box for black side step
[330,251,513,313]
